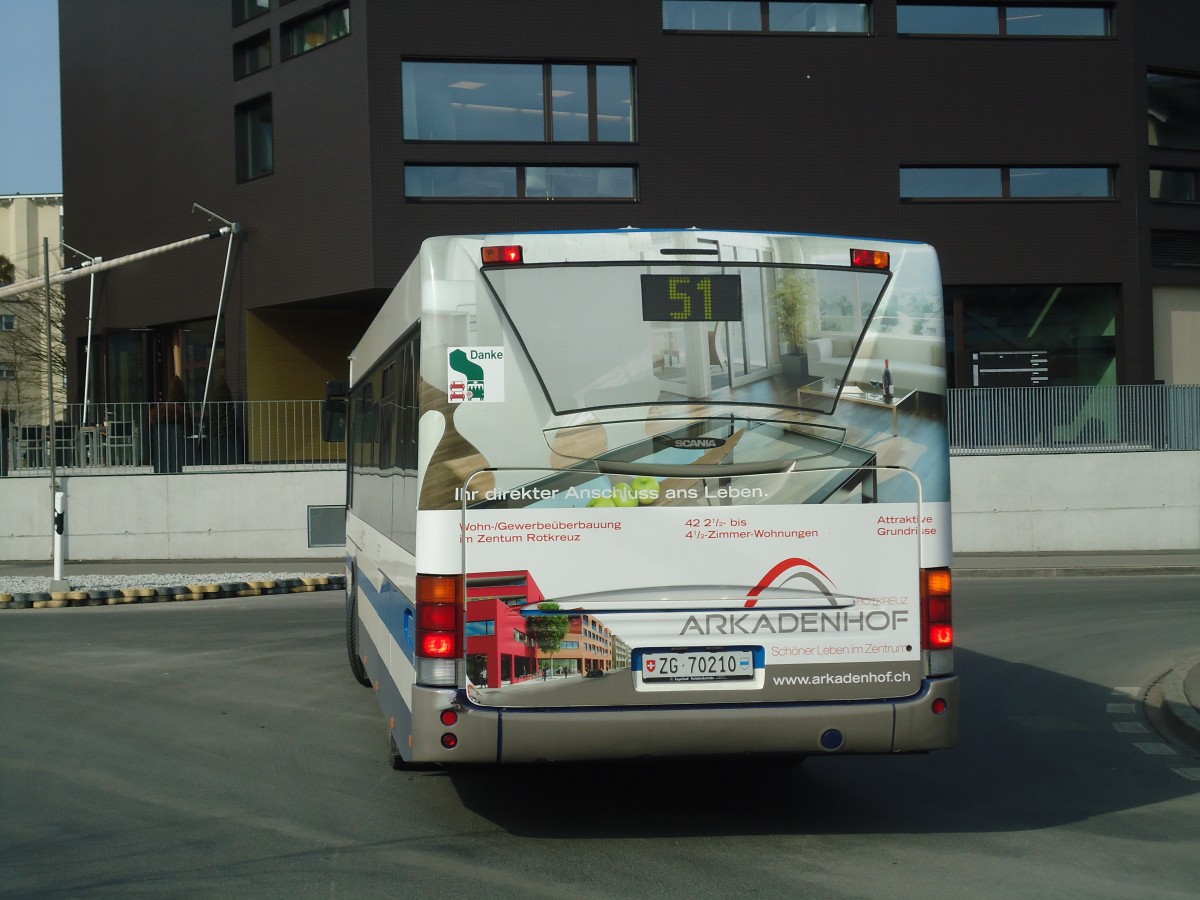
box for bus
[335,228,955,767]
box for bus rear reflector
[920,567,953,650]
[850,248,890,270]
[481,244,523,265]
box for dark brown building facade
[59,1,1200,404]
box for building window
[0,314,14,331]
[1148,71,1200,151]
[282,2,350,60]
[466,620,496,637]
[404,165,637,200]
[235,95,273,181]
[1151,169,1199,203]
[897,4,1111,37]
[0,362,15,380]
[234,31,271,79]
[402,61,636,143]
[232,0,269,27]
[950,284,1117,387]
[900,166,1113,198]
[663,1,870,33]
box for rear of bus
[360,229,955,766]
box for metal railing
[3,387,1197,476]
[1,400,345,476]
[947,385,1200,455]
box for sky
[0,0,62,195]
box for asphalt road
[1,576,1197,899]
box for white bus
[335,229,955,767]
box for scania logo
[669,437,724,450]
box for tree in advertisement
[526,601,569,658]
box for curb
[1155,655,1200,756]
[0,575,344,611]
[955,565,1200,579]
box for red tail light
[481,244,523,265]
[851,248,891,270]
[415,574,463,659]
[920,567,953,649]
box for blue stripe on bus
[357,568,416,666]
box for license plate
[640,649,756,683]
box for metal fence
[0,401,345,476]
[947,385,1200,455]
[3,387,1198,476]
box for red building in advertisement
[465,571,542,688]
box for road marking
[1112,721,1148,734]
[1106,702,1136,714]
[1133,742,1178,756]
[1172,768,1200,782]
[1112,687,1140,699]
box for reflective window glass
[663,0,762,30]
[234,31,270,79]
[1151,169,1198,203]
[406,165,636,200]
[403,62,544,142]
[1005,7,1109,36]
[403,61,634,143]
[525,167,636,199]
[900,167,1002,197]
[551,65,589,141]
[768,3,869,33]
[1148,72,1200,151]
[1009,167,1111,197]
[897,4,997,34]
[405,166,518,198]
[596,65,636,141]
[235,95,273,181]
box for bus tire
[346,581,372,687]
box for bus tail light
[415,574,463,687]
[850,248,890,270]
[921,565,953,651]
[481,244,523,265]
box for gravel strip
[0,571,339,595]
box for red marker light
[851,248,890,270]
[440,709,459,727]
[481,245,523,265]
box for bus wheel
[346,582,372,688]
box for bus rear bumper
[409,675,958,764]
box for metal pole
[192,205,240,438]
[62,243,100,426]
[45,239,66,586]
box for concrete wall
[1,453,1196,560]
[950,452,1200,553]
[0,470,345,561]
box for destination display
[640,274,743,322]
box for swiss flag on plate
[646,659,657,673]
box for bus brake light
[850,248,890,270]
[481,244,523,265]
[920,566,953,650]
[415,574,463,662]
